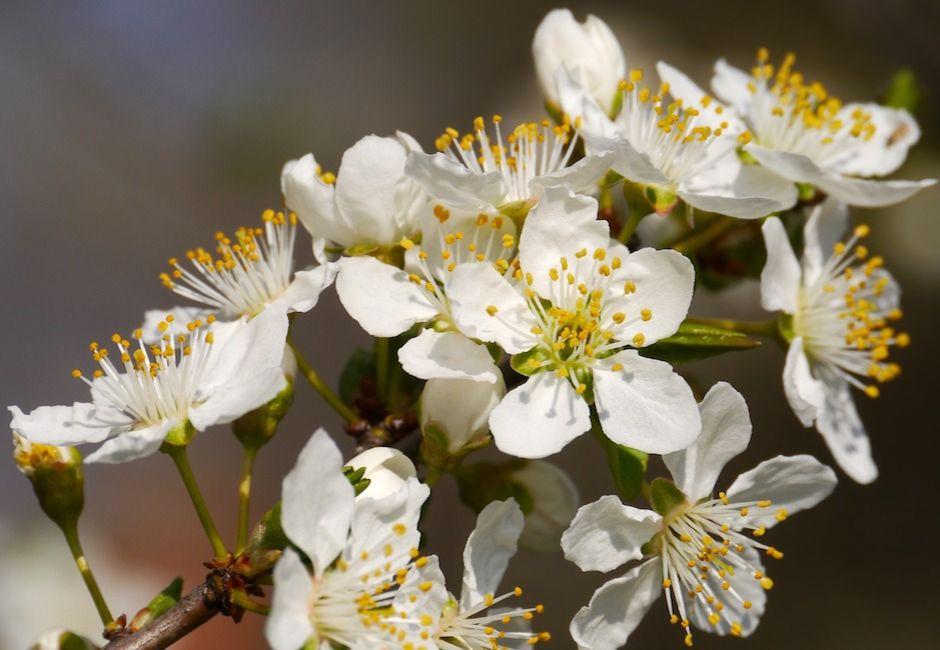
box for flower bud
[13,432,84,529]
[31,630,98,650]
[420,375,505,460]
[345,447,416,500]
[232,378,294,451]
[511,460,580,552]
[532,9,625,114]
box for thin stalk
[235,445,259,554]
[375,337,390,401]
[288,338,358,424]
[165,445,228,559]
[670,215,736,254]
[60,522,114,626]
[231,589,270,616]
[686,316,781,339]
[617,209,643,244]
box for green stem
[231,589,270,616]
[686,316,781,338]
[235,445,259,555]
[288,338,358,424]
[60,521,114,626]
[617,209,643,244]
[670,215,736,254]
[375,337,390,401]
[164,445,229,559]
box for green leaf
[244,502,289,576]
[639,321,760,364]
[883,68,919,112]
[649,477,688,516]
[600,437,648,501]
[339,348,375,403]
[129,577,183,632]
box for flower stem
[235,445,259,555]
[617,209,643,244]
[231,589,270,616]
[670,215,736,254]
[375,337,390,401]
[164,445,229,560]
[288,338,358,424]
[686,316,781,339]
[60,521,114,626]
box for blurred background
[1,1,938,647]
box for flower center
[615,68,736,184]
[795,224,907,399]
[658,493,785,646]
[161,209,297,318]
[71,314,217,426]
[435,115,581,204]
[744,48,875,164]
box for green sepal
[342,465,372,496]
[777,313,796,343]
[510,347,551,377]
[883,68,919,112]
[642,184,678,216]
[163,420,196,447]
[129,577,183,632]
[649,477,688,516]
[599,435,648,501]
[639,321,760,365]
[455,460,535,515]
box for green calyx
[233,380,295,450]
[649,477,689,517]
[163,420,196,448]
[642,184,679,216]
[31,447,85,529]
[777,313,796,343]
[796,182,817,202]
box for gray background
[1,1,938,647]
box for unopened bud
[233,378,294,450]
[344,447,416,500]
[419,374,505,467]
[13,432,84,529]
[31,629,98,650]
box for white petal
[346,447,416,501]
[405,151,506,211]
[84,420,171,464]
[663,382,752,501]
[334,134,418,245]
[801,199,848,285]
[189,369,286,431]
[519,188,609,298]
[421,375,505,453]
[555,64,608,126]
[605,247,694,345]
[829,103,921,177]
[782,338,826,427]
[489,372,591,458]
[728,454,837,529]
[460,499,525,610]
[266,549,315,650]
[281,153,355,246]
[391,553,448,620]
[273,263,337,314]
[398,329,499,382]
[447,263,539,354]
[593,350,701,455]
[281,429,355,575]
[711,59,754,111]
[200,309,289,393]
[561,496,660,572]
[531,151,613,197]
[335,256,438,337]
[348,478,428,576]
[759,216,801,314]
[678,187,786,220]
[8,403,126,446]
[583,133,671,187]
[815,376,877,484]
[570,558,662,650]
[748,144,936,207]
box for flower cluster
[6,6,933,650]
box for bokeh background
[1,1,938,647]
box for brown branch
[103,577,225,650]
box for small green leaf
[639,321,760,364]
[510,347,551,377]
[339,348,375,403]
[130,577,183,631]
[649,477,688,516]
[244,502,288,576]
[883,68,919,112]
[601,437,648,501]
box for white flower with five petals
[697,49,935,207]
[446,188,700,458]
[266,429,433,650]
[8,309,287,464]
[532,9,626,115]
[557,65,797,219]
[760,199,907,483]
[562,382,837,649]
